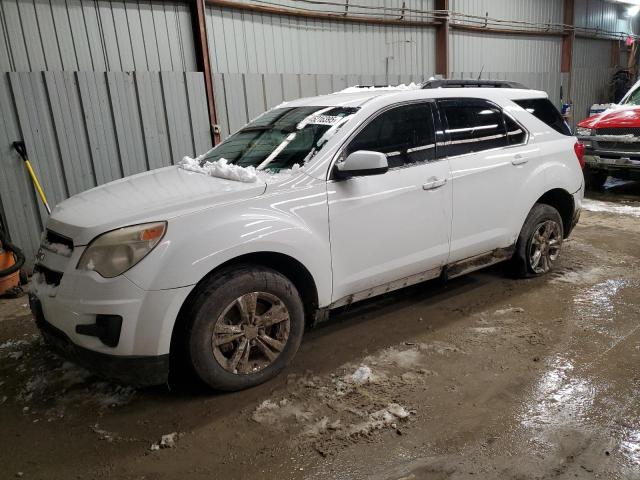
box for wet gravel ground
[0,180,639,480]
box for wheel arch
[169,251,320,369]
[534,188,575,238]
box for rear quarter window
[513,98,572,136]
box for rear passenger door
[437,98,531,262]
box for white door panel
[440,99,536,262]
[328,160,451,301]
[449,148,534,261]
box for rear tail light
[574,142,585,169]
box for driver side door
[327,101,452,303]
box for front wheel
[510,204,564,278]
[184,266,305,391]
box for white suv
[30,86,584,390]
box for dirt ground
[1,181,639,480]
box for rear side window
[347,102,436,168]
[513,98,571,136]
[438,99,508,156]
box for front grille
[34,265,63,286]
[45,230,74,252]
[594,141,640,152]
[595,127,640,136]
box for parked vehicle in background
[577,77,640,189]
[29,86,584,391]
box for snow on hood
[179,155,301,183]
[338,82,422,93]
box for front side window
[439,100,508,156]
[346,102,437,168]
[199,106,359,171]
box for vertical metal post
[434,0,449,78]
[561,0,575,102]
[191,0,221,145]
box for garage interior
[1,0,639,478]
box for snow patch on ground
[0,334,137,419]
[252,399,314,426]
[339,82,422,93]
[582,199,640,218]
[150,432,179,451]
[550,266,609,285]
[179,156,301,183]
[494,307,525,315]
[347,365,372,384]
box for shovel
[12,141,51,215]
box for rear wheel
[184,266,304,391]
[584,168,608,190]
[510,204,564,278]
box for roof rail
[421,79,528,89]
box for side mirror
[334,150,389,179]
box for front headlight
[77,222,166,278]
[575,127,593,137]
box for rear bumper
[30,294,169,387]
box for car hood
[578,104,640,129]
[48,166,266,245]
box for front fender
[124,179,333,306]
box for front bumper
[30,238,194,386]
[31,294,169,387]
[584,154,640,180]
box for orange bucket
[0,248,20,295]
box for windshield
[622,86,640,105]
[199,106,359,171]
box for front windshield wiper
[239,125,273,133]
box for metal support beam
[191,0,220,145]
[561,0,575,73]
[434,0,449,78]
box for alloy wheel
[528,220,562,274]
[211,292,291,374]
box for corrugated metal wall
[205,5,436,76]
[571,38,614,126]
[0,0,197,72]
[0,0,210,266]
[575,0,630,36]
[0,71,211,265]
[450,0,563,25]
[450,31,563,104]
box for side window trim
[503,111,529,147]
[435,97,529,159]
[328,99,442,180]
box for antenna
[477,66,484,81]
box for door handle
[511,154,528,166]
[422,177,447,190]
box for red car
[576,81,640,189]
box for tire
[184,265,304,391]
[510,204,564,278]
[584,168,608,190]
